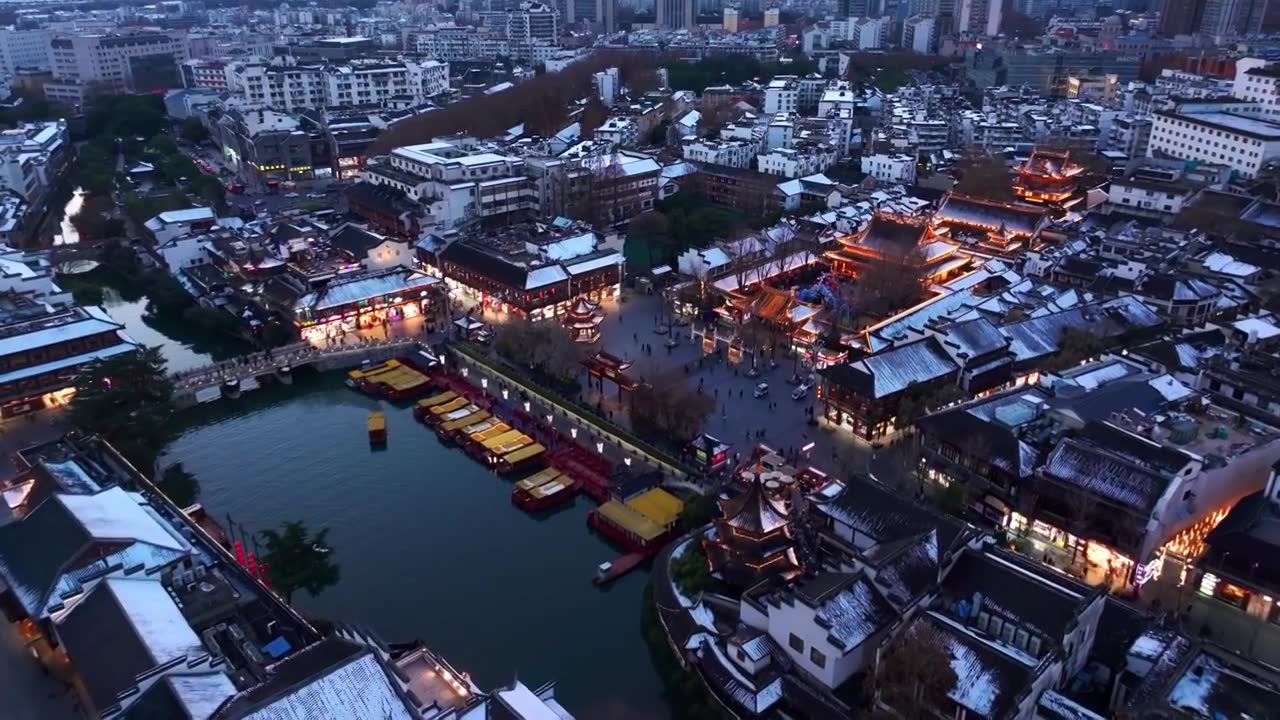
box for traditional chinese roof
[1019,149,1083,179]
[934,194,1047,237]
[719,476,789,536]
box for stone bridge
[171,338,421,406]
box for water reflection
[53,187,86,246]
[100,288,249,373]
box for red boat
[593,552,645,585]
[512,468,576,511]
[513,476,578,512]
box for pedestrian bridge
[171,338,420,407]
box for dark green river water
[163,372,669,719]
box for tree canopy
[868,622,958,719]
[158,463,201,508]
[259,520,341,604]
[69,346,175,471]
[662,54,818,93]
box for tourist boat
[496,442,546,474]
[222,378,241,399]
[444,417,498,445]
[427,402,478,428]
[484,434,534,465]
[427,397,469,422]
[438,410,490,437]
[368,411,387,445]
[513,467,561,491]
[414,391,457,421]
[587,489,683,555]
[512,467,576,509]
[513,474,577,512]
[348,359,432,401]
[467,425,518,459]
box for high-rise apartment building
[226,58,449,111]
[0,29,50,81]
[1199,0,1280,35]
[45,32,188,108]
[599,0,617,32]
[958,0,1003,35]
[903,14,938,52]
[507,1,558,60]
[656,0,695,29]
[724,7,740,31]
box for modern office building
[45,31,188,107]
[656,0,695,29]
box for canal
[163,372,669,719]
[99,287,247,373]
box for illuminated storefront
[294,268,440,342]
[337,156,363,180]
[434,242,623,322]
[1199,572,1280,625]
[1004,511,1143,586]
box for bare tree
[630,370,714,444]
[854,247,929,319]
[867,621,958,720]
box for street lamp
[624,457,632,467]
[596,441,604,453]
[523,401,531,412]
[502,389,509,400]
[546,414,554,424]
[481,378,488,389]
[571,427,578,439]
[461,367,469,378]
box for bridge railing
[170,337,418,389]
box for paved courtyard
[493,291,904,484]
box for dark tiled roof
[329,225,384,257]
[941,317,1009,361]
[858,215,928,258]
[439,241,530,290]
[56,581,184,710]
[941,546,1096,642]
[916,407,1038,479]
[936,194,1046,235]
[212,638,366,719]
[1203,490,1280,593]
[815,475,969,553]
[1042,439,1171,513]
[0,496,90,615]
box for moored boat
[427,402,478,427]
[496,442,545,474]
[413,390,457,420]
[513,475,577,512]
[438,409,490,436]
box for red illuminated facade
[1012,149,1086,213]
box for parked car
[285,192,301,198]
[753,382,769,398]
[792,383,809,401]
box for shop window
[1001,623,1015,645]
[989,617,1003,637]
[1014,629,1029,650]
[1028,636,1042,657]
[976,612,990,632]
[788,633,804,653]
[810,647,827,668]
